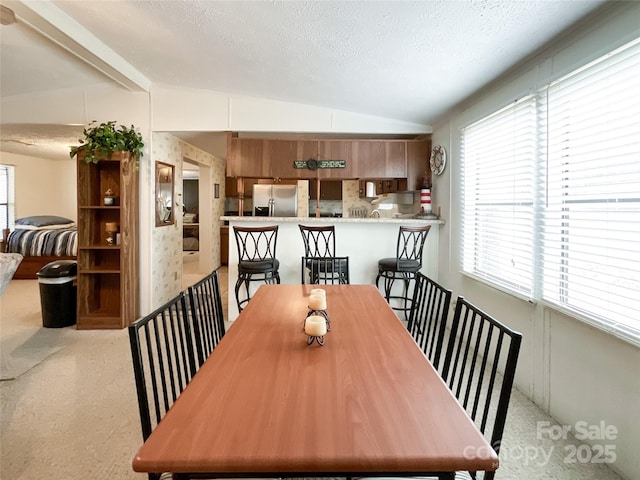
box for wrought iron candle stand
[306,332,325,346]
[303,314,328,346]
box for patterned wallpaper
[151,133,225,307]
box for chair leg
[382,274,394,302]
[235,274,254,312]
[401,272,412,321]
[234,276,244,312]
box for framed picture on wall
[155,161,175,226]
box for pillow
[14,216,75,230]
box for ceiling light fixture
[0,5,16,25]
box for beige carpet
[0,280,74,380]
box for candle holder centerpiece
[304,315,327,346]
[303,288,330,346]
[306,288,330,331]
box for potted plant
[69,120,144,164]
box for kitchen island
[223,216,444,321]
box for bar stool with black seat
[233,225,280,312]
[376,225,431,319]
[299,224,350,284]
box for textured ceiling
[0,0,607,160]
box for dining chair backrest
[395,225,431,270]
[407,272,453,372]
[301,255,350,284]
[234,225,279,265]
[299,224,336,257]
[128,293,196,447]
[299,224,350,284]
[441,297,522,480]
[186,269,226,367]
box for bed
[1,216,78,280]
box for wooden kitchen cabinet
[225,177,259,197]
[269,140,318,179]
[226,138,267,177]
[358,178,408,197]
[227,138,318,180]
[226,135,429,184]
[406,139,431,191]
[353,140,407,178]
[309,180,342,200]
[317,140,355,178]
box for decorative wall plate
[430,145,447,175]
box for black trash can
[37,260,77,328]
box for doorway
[182,157,213,288]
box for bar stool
[376,225,431,318]
[299,224,350,284]
[233,225,280,312]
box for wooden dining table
[132,284,499,480]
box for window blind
[461,38,640,345]
[0,165,15,232]
[541,39,640,341]
[461,95,537,298]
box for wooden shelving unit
[76,152,139,329]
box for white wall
[431,3,640,479]
[0,152,77,222]
[151,85,431,134]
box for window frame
[460,38,640,347]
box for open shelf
[76,152,139,329]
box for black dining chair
[128,292,196,480]
[299,224,350,284]
[376,225,431,319]
[407,272,453,373]
[186,268,227,367]
[233,225,280,312]
[439,297,523,480]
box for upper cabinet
[227,137,317,179]
[226,138,266,177]
[352,140,406,178]
[269,140,318,179]
[226,134,429,186]
[317,140,355,178]
[405,139,431,191]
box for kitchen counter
[223,216,442,321]
[221,215,444,225]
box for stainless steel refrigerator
[252,184,298,217]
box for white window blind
[541,39,640,340]
[0,165,15,232]
[461,38,640,345]
[461,96,537,298]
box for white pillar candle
[305,315,327,337]
[310,288,326,298]
[308,293,327,310]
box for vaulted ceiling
[0,0,607,160]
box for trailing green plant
[69,120,144,164]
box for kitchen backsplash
[225,179,421,218]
